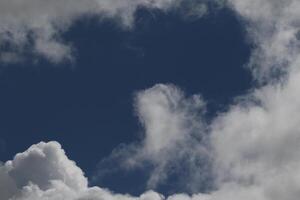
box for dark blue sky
[0,6,252,196]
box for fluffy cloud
[0,141,209,200]
[94,0,300,198]
[210,60,300,199]
[227,0,300,81]
[3,77,300,200]
[206,1,300,197]
[2,0,300,199]
[6,66,300,200]
[96,69,300,200]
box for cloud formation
[131,84,210,190]
[0,0,210,63]
[94,84,211,193]
[4,70,300,200]
[227,0,300,81]
[0,141,209,200]
[2,0,300,199]
[95,0,300,199]
[0,0,169,62]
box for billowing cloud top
[0,141,209,200]
[2,0,300,199]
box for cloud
[0,0,210,63]
[3,76,300,200]
[131,84,210,190]
[94,84,212,193]
[0,0,171,63]
[95,69,300,200]
[227,0,300,81]
[2,0,300,199]
[93,0,300,198]
[205,1,300,197]
[0,141,209,200]
[208,69,300,200]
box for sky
[1,0,300,200]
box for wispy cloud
[95,84,211,192]
[0,0,209,63]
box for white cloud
[2,0,300,199]
[132,84,210,189]
[0,0,166,63]
[206,1,300,198]
[136,84,204,154]
[0,0,210,63]
[3,73,300,200]
[208,69,300,200]
[93,0,300,198]
[95,66,300,200]
[0,141,210,200]
[94,84,211,192]
[227,0,300,81]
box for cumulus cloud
[3,78,300,200]
[2,0,300,199]
[0,141,209,200]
